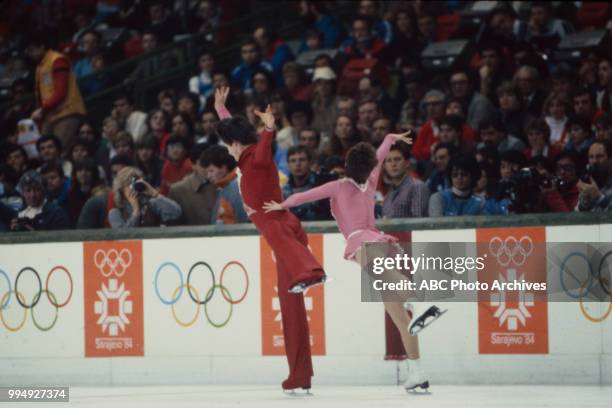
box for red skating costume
[217,106,325,390]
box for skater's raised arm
[253,105,275,166]
[368,132,413,187]
[263,180,339,212]
[214,86,232,119]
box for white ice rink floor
[12,385,612,408]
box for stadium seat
[577,2,611,30]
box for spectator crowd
[1,0,612,232]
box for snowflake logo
[490,269,534,331]
[95,279,133,336]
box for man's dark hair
[287,145,313,162]
[288,101,313,123]
[299,127,321,145]
[71,138,94,156]
[36,134,62,152]
[39,161,64,177]
[389,143,411,160]
[216,116,259,146]
[345,142,377,184]
[530,1,552,12]
[487,5,517,23]
[200,145,236,170]
[439,114,464,133]
[251,68,275,88]
[478,114,503,132]
[500,150,527,168]
[80,29,102,43]
[434,142,458,156]
[352,14,373,29]
[177,91,201,113]
[566,114,592,133]
[113,92,134,106]
[241,39,260,52]
[447,155,480,187]
[524,117,551,139]
[572,87,596,104]
[449,68,474,85]
[165,135,186,149]
[110,154,134,167]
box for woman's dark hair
[345,142,377,184]
[146,108,171,133]
[216,116,258,146]
[330,114,360,157]
[173,112,195,139]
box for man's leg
[275,251,313,387]
[260,218,316,388]
[51,115,82,157]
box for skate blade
[284,389,314,397]
[289,276,331,294]
[409,308,447,336]
[405,381,430,395]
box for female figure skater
[263,132,445,391]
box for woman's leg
[353,248,419,359]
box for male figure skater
[214,87,326,392]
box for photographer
[10,170,70,231]
[108,167,182,228]
[538,152,580,212]
[576,142,612,212]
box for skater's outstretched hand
[254,104,275,130]
[214,86,230,110]
[263,200,284,213]
[389,130,414,145]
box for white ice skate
[404,368,430,393]
[406,303,447,336]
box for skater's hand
[389,131,414,145]
[263,200,284,213]
[214,86,230,110]
[254,104,275,130]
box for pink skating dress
[281,134,399,260]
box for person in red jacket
[159,136,193,195]
[214,87,326,392]
[412,90,446,161]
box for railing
[1,211,611,245]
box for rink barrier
[1,211,611,244]
[1,212,612,387]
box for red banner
[260,234,325,356]
[84,241,144,357]
[477,227,548,354]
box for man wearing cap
[311,66,338,138]
[10,170,70,231]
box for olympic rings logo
[0,266,73,332]
[94,249,132,277]
[488,236,534,267]
[559,250,612,323]
[154,261,249,328]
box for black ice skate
[408,305,447,335]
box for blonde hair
[112,166,144,209]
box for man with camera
[9,170,70,231]
[576,142,612,212]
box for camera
[130,177,147,193]
[496,167,561,214]
[12,217,34,231]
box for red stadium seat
[123,36,144,59]
[436,14,461,41]
[577,2,611,30]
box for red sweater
[160,158,193,195]
[412,120,477,161]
